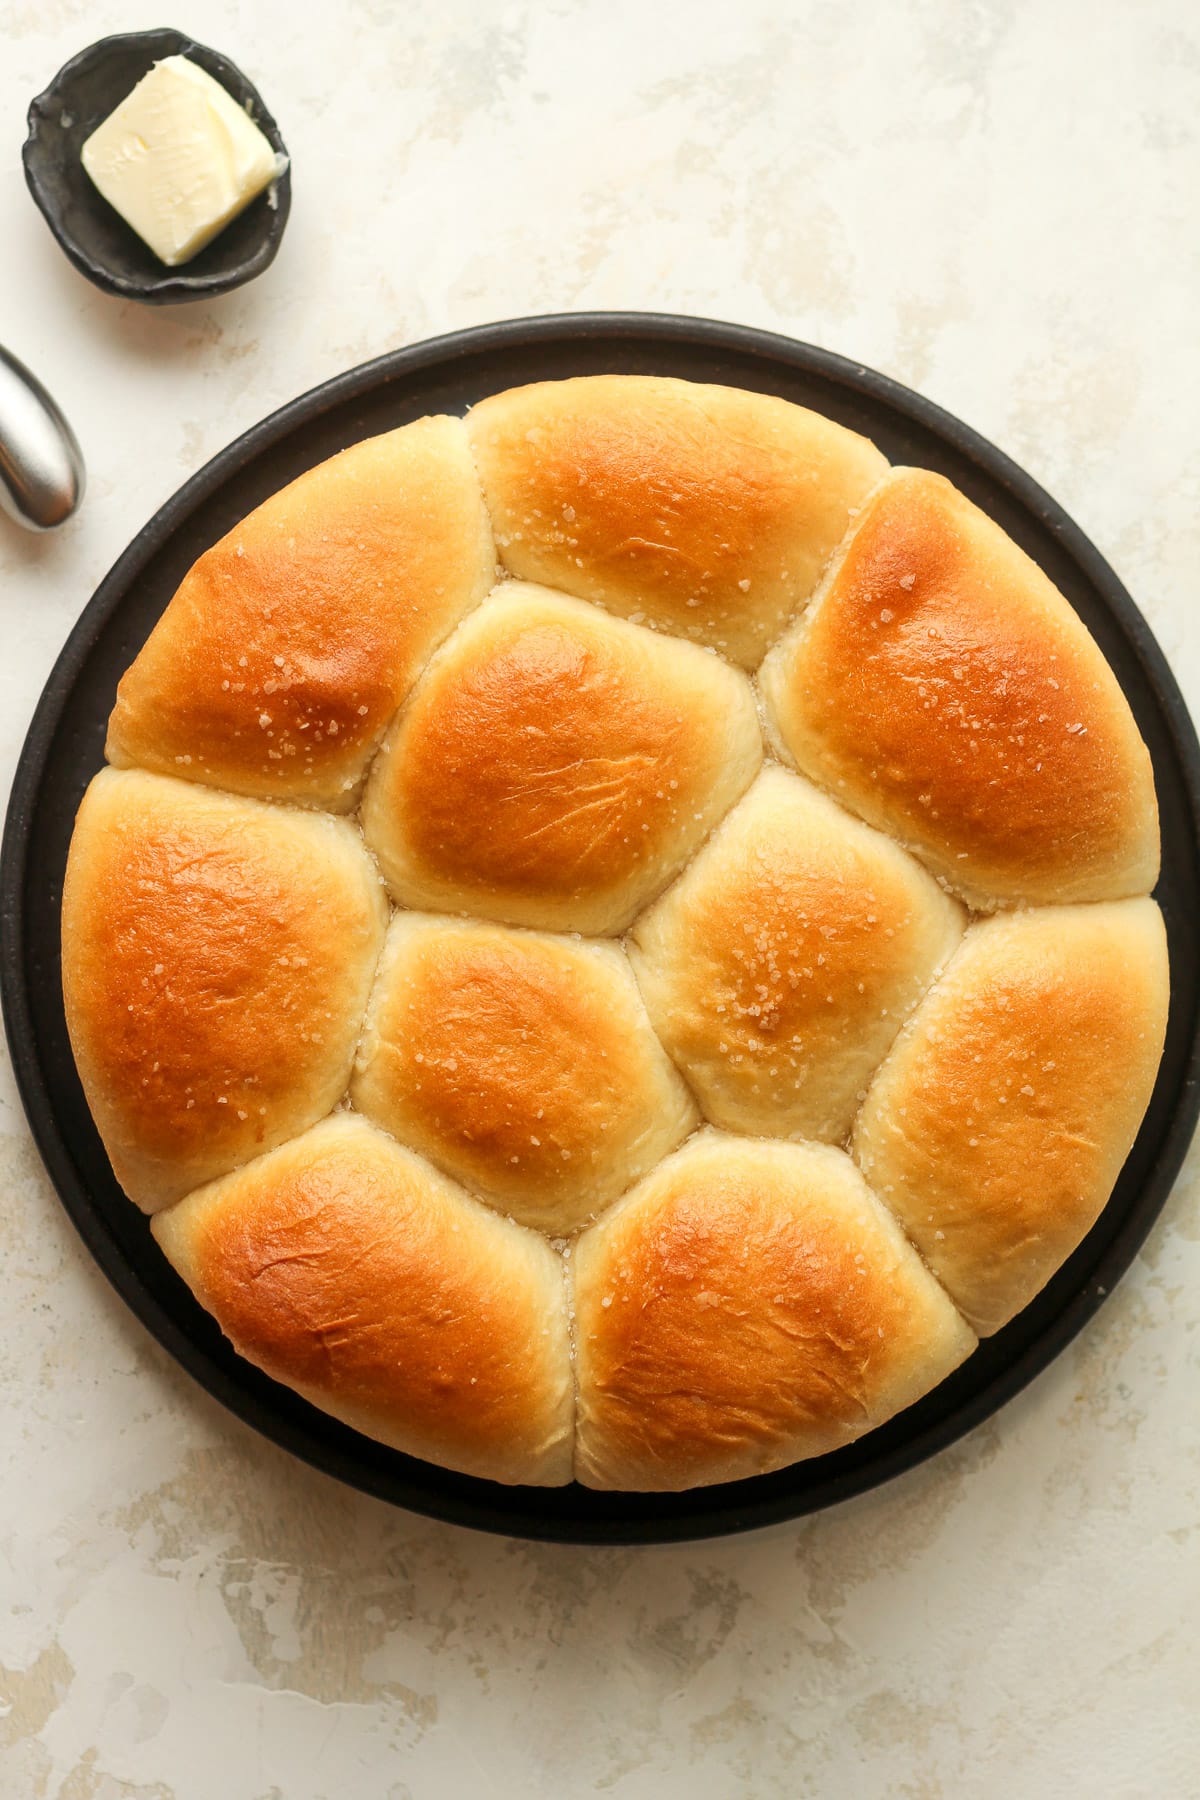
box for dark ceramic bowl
[23,27,291,306]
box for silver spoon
[0,344,85,530]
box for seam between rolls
[746,462,898,682]
[461,400,503,543]
[841,912,983,1157]
[752,465,1016,916]
[838,906,973,1155]
[338,411,507,814]
[557,1237,583,1482]
[852,1157,978,1347]
[340,858,398,1112]
[620,920,711,1126]
[841,923,984,1340]
[753,462,894,686]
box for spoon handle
[0,345,85,531]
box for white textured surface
[3,1,1199,1794]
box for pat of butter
[80,56,286,268]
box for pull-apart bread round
[61,374,1169,1491]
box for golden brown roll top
[853,900,1169,1336]
[351,914,697,1233]
[106,416,497,809]
[760,468,1160,908]
[152,1115,575,1486]
[360,582,763,934]
[629,765,964,1142]
[572,1133,976,1491]
[467,375,888,667]
[61,768,388,1211]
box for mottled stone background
[2,2,1198,1794]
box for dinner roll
[153,1114,574,1486]
[351,914,698,1233]
[360,582,763,934]
[572,1132,977,1491]
[106,416,496,809]
[760,468,1160,908]
[61,768,387,1211]
[61,370,1169,1495]
[467,375,888,667]
[629,765,964,1141]
[853,900,1169,1335]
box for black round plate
[23,28,291,305]
[4,314,1198,1544]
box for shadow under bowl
[22,26,291,306]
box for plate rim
[4,309,1199,1545]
